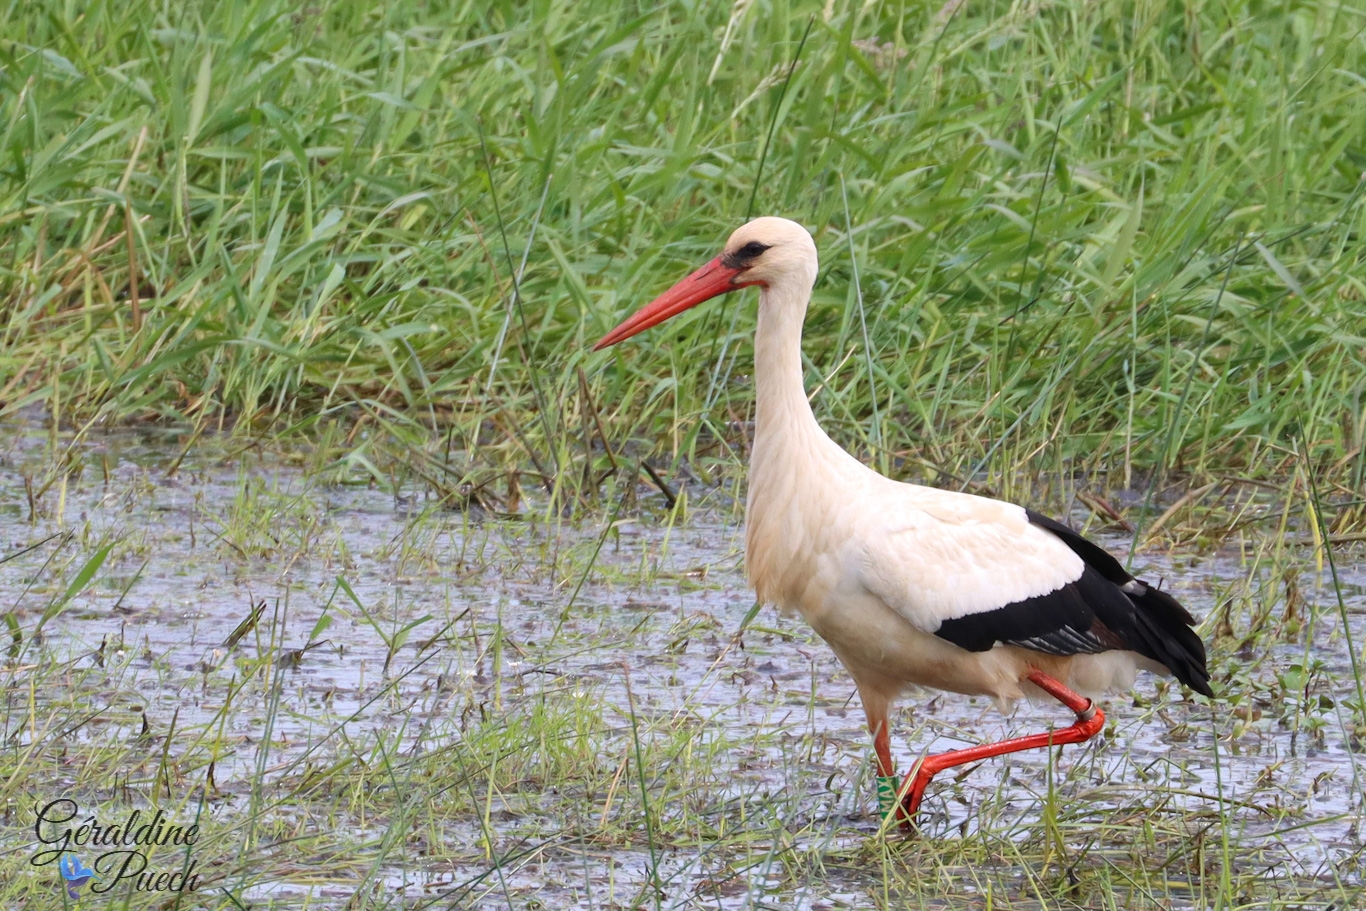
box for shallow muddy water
[2,423,1363,909]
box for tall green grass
[2,0,1365,505]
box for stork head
[593,216,818,350]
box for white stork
[594,217,1212,825]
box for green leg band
[876,775,901,819]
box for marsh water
[2,423,1363,909]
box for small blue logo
[57,853,100,899]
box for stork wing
[849,489,1128,656]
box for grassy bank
[2,0,1364,508]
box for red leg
[871,715,895,777]
[895,670,1105,824]
[862,696,907,821]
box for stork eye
[737,241,770,259]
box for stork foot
[890,670,1105,827]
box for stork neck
[753,283,820,444]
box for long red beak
[593,256,757,350]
